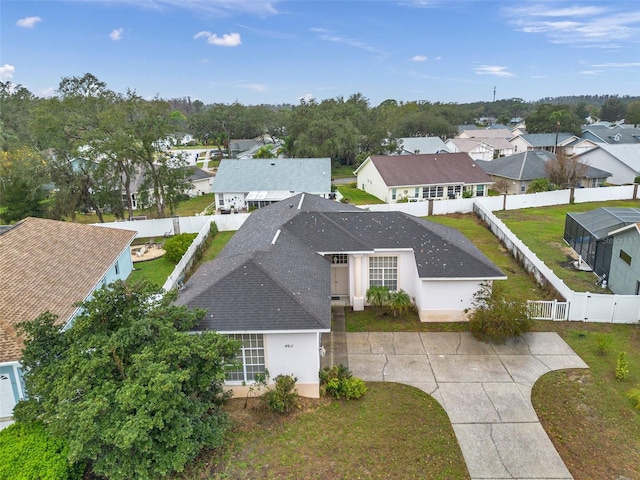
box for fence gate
[527,300,569,321]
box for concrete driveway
[346,331,588,480]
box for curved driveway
[346,331,588,480]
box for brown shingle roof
[368,153,493,187]
[0,218,136,362]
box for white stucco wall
[266,332,322,398]
[578,150,636,185]
[418,279,486,322]
[356,160,389,202]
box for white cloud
[590,62,640,68]
[505,4,640,48]
[243,83,268,92]
[194,31,242,46]
[82,0,278,17]
[109,28,124,41]
[411,55,427,62]
[579,70,601,76]
[16,16,42,28]
[0,64,15,81]
[299,93,314,103]
[474,65,514,77]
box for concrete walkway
[340,330,588,480]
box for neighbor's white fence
[162,217,212,292]
[527,300,569,321]
[92,213,249,237]
[475,197,640,324]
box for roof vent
[270,162,276,165]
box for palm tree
[366,286,390,315]
[389,290,414,317]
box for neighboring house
[564,207,640,278]
[509,133,579,155]
[477,151,610,194]
[236,141,282,159]
[184,166,214,197]
[457,128,513,140]
[581,125,640,144]
[445,137,513,161]
[0,218,136,419]
[212,157,332,211]
[175,193,505,398]
[228,139,263,158]
[396,137,449,155]
[354,153,494,203]
[607,223,640,295]
[574,144,640,185]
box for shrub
[388,289,415,317]
[264,374,299,414]
[0,421,84,480]
[320,365,366,400]
[616,352,630,381]
[596,333,613,356]
[366,286,390,314]
[467,282,533,344]
[627,387,640,410]
[163,232,198,264]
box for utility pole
[493,86,496,103]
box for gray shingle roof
[176,193,504,333]
[477,151,611,181]
[517,133,575,147]
[212,158,332,193]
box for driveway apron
[346,331,588,480]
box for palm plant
[366,286,390,314]
[389,289,414,317]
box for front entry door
[331,265,349,297]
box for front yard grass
[183,383,469,479]
[494,199,640,292]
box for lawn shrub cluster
[163,232,198,264]
[467,282,533,343]
[263,374,299,414]
[320,364,367,400]
[0,422,83,480]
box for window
[447,185,461,198]
[114,261,120,276]
[391,188,396,200]
[620,250,632,266]
[218,195,224,206]
[226,334,265,383]
[476,185,484,196]
[369,256,398,290]
[414,187,419,198]
[423,186,444,198]
[326,253,348,264]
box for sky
[1,0,640,106]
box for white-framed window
[476,185,484,196]
[414,187,419,198]
[226,334,265,383]
[326,253,348,264]
[391,188,397,200]
[369,256,398,290]
[447,185,461,198]
[423,186,444,198]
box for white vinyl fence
[527,300,569,321]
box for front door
[331,265,349,298]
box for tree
[388,290,414,317]
[600,97,626,122]
[545,151,588,188]
[366,286,390,314]
[525,104,582,135]
[467,282,532,344]
[493,178,512,194]
[16,280,240,480]
[626,101,640,127]
[526,178,554,193]
[0,147,51,223]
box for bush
[264,374,299,414]
[627,387,640,410]
[163,232,198,264]
[616,352,630,381]
[320,365,367,400]
[0,421,84,480]
[467,282,533,344]
[596,333,613,356]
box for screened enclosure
[564,208,640,277]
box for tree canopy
[16,280,240,480]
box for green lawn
[337,184,384,205]
[128,257,176,288]
[494,200,640,292]
[332,164,357,178]
[183,383,469,480]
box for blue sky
[2,1,639,106]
